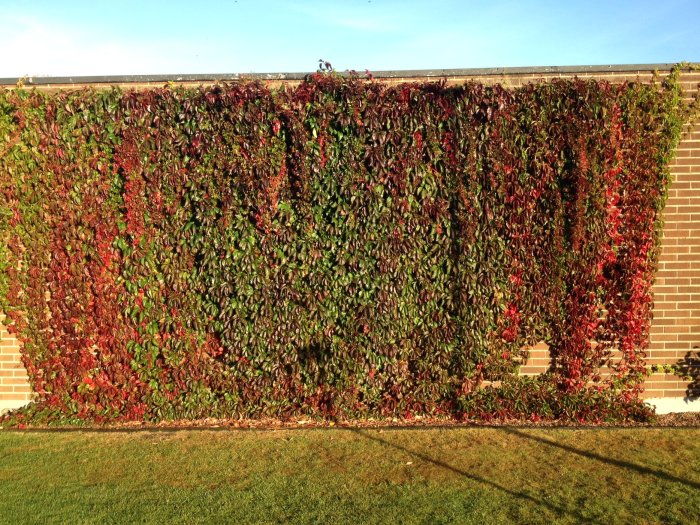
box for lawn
[1,427,699,524]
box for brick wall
[0,65,698,407]
[646,100,700,400]
[0,314,32,409]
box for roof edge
[0,63,694,86]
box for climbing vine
[0,65,692,424]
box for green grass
[0,427,699,524]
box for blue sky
[1,0,699,76]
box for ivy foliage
[0,68,691,423]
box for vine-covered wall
[0,67,692,423]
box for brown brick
[665,325,691,334]
[663,390,688,398]
[662,262,694,271]
[652,333,680,342]
[519,367,547,375]
[645,357,678,365]
[661,245,691,255]
[656,280,682,289]
[643,379,670,388]
[0,376,28,385]
[640,390,662,399]
[0,393,30,401]
[649,350,677,360]
[652,286,678,295]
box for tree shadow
[673,350,700,398]
[502,428,700,490]
[350,428,605,524]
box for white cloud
[0,14,203,77]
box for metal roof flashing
[0,63,685,87]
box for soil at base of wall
[2,411,699,431]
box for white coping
[0,400,29,416]
[645,397,700,415]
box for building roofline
[0,63,692,86]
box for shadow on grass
[502,428,700,491]
[350,428,603,525]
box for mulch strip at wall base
[2,411,699,431]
